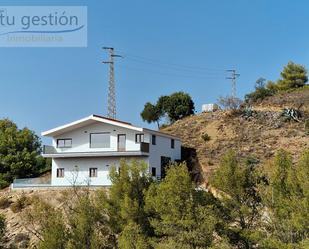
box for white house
[41,114,181,186]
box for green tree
[277,61,308,90]
[100,160,153,237]
[0,119,47,188]
[140,102,162,128]
[261,150,309,247]
[118,222,151,249]
[145,163,218,248]
[141,92,195,126]
[211,151,263,249]
[161,92,195,122]
[245,78,274,103]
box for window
[151,167,156,177]
[90,133,110,148]
[57,139,72,148]
[171,139,175,149]
[89,168,98,177]
[135,133,144,143]
[152,135,156,145]
[56,168,64,178]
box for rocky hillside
[162,89,309,184]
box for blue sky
[1,0,309,144]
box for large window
[90,133,110,148]
[57,139,72,148]
[89,168,98,177]
[135,133,144,143]
[56,168,64,178]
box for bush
[201,133,211,142]
[14,233,29,243]
[10,195,29,213]
[217,96,243,110]
[0,196,11,209]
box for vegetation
[201,132,211,142]
[0,214,5,249]
[0,119,50,188]
[245,62,308,103]
[14,151,309,248]
[217,95,243,110]
[141,92,195,126]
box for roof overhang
[42,115,143,137]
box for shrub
[10,195,29,213]
[217,95,243,110]
[0,196,11,209]
[14,233,29,244]
[201,133,211,142]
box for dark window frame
[171,139,175,149]
[152,135,156,145]
[57,138,72,148]
[151,167,156,177]
[89,132,111,148]
[56,168,64,178]
[135,133,144,144]
[89,168,98,178]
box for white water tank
[202,103,219,112]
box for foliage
[145,163,219,248]
[10,194,29,213]
[140,103,163,128]
[118,222,151,249]
[211,151,264,248]
[99,160,153,236]
[0,119,49,188]
[277,62,308,90]
[0,214,5,247]
[245,62,308,103]
[261,150,309,247]
[0,196,11,209]
[281,108,302,122]
[245,78,275,103]
[141,92,195,125]
[217,95,243,110]
[201,132,211,142]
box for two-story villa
[41,114,181,186]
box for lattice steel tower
[102,47,122,119]
[226,69,240,98]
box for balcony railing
[43,142,150,155]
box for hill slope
[162,89,309,184]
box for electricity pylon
[102,47,123,119]
[226,69,240,99]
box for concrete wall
[148,134,181,178]
[52,122,151,153]
[51,157,149,186]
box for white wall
[51,157,149,186]
[52,122,149,153]
[148,134,181,177]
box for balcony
[42,142,150,158]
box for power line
[118,51,226,72]
[226,69,240,98]
[102,47,123,119]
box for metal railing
[43,142,150,154]
[12,177,51,189]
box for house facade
[42,115,181,186]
